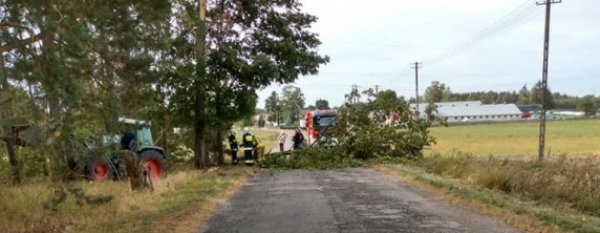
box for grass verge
[379,154,600,233]
[0,167,249,233]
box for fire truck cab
[305,109,339,145]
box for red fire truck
[304,109,340,145]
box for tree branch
[0,22,43,53]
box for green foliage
[259,148,366,170]
[265,91,282,122]
[280,85,305,124]
[336,88,438,159]
[423,80,596,110]
[424,81,451,103]
[0,0,329,179]
[257,115,266,128]
[315,99,330,110]
[261,88,439,169]
[577,95,597,116]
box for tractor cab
[115,117,154,150]
[88,117,167,181]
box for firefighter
[228,131,238,165]
[241,127,255,166]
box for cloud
[257,0,600,108]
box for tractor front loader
[0,117,168,182]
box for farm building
[410,101,524,123]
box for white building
[410,101,524,124]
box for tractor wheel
[86,157,114,181]
[140,150,167,179]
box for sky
[256,0,600,108]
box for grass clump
[414,153,600,217]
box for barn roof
[413,101,523,117]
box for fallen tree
[260,88,446,169]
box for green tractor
[85,117,167,181]
[0,117,167,181]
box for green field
[429,119,600,157]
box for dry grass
[429,119,600,157]
[407,154,600,232]
[399,119,600,232]
[376,166,559,233]
[0,168,248,233]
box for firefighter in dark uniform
[228,131,238,165]
[242,127,255,166]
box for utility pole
[410,62,423,118]
[351,84,359,104]
[536,0,561,162]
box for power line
[422,0,542,65]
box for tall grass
[415,153,600,217]
[0,169,245,233]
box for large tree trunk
[193,112,208,169]
[5,131,20,185]
[0,56,21,184]
[216,130,224,165]
[194,0,208,169]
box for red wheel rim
[142,158,162,179]
[92,162,110,180]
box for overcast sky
[256,0,599,108]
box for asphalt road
[199,168,520,233]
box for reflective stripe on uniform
[243,147,254,151]
[244,160,254,164]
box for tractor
[86,117,167,181]
[0,117,167,181]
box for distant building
[410,101,524,124]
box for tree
[530,81,555,110]
[280,85,306,123]
[441,87,453,102]
[373,90,399,107]
[315,99,330,110]
[424,81,449,104]
[577,96,597,116]
[517,85,531,105]
[165,0,329,168]
[265,91,282,122]
[257,115,265,128]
